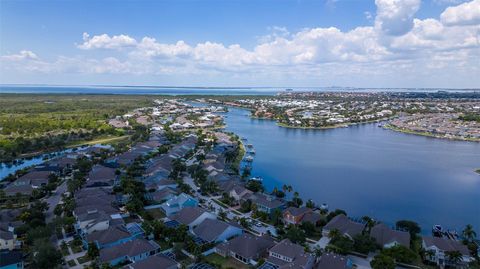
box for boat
[244,156,254,162]
[432,225,444,237]
[320,203,329,211]
[250,177,263,182]
[246,144,253,148]
[247,149,256,154]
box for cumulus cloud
[375,0,421,36]
[440,0,480,25]
[1,50,39,61]
[77,32,137,50]
[1,0,479,87]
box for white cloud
[440,0,480,25]
[375,0,421,36]
[77,32,137,50]
[1,0,479,87]
[1,50,39,61]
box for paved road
[45,180,67,222]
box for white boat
[250,177,263,181]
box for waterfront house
[422,236,473,268]
[265,239,315,269]
[192,219,243,243]
[283,207,313,225]
[127,254,179,269]
[322,214,365,239]
[99,238,160,266]
[215,234,275,265]
[160,193,198,216]
[249,193,286,215]
[169,207,216,229]
[370,223,410,249]
[314,253,353,269]
[0,250,24,269]
[4,171,52,196]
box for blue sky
[1,0,479,88]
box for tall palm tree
[287,185,293,193]
[462,224,477,242]
[446,250,463,266]
[328,228,341,239]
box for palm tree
[313,246,323,258]
[287,185,293,193]
[462,224,477,242]
[446,250,463,266]
[328,228,341,239]
[271,186,278,196]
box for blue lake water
[223,107,480,232]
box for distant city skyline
[1,0,479,88]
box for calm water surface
[224,107,480,232]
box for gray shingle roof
[86,225,130,245]
[422,236,470,255]
[99,238,158,263]
[323,214,365,238]
[370,223,410,248]
[130,255,177,269]
[315,253,352,269]
[193,219,231,242]
[216,234,275,259]
[171,207,208,226]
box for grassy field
[203,253,250,269]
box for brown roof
[283,207,312,217]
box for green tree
[370,254,395,269]
[462,224,477,242]
[395,220,421,239]
[30,239,63,269]
[87,242,99,259]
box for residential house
[422,236,473,268]
[84,223,144,249]
[370,223,410,248]
[322,214,365,239]
[249,193,286,215]
[99,238,160,266]
[4,171,52,196]
[283,207,312,225]
[86,165,117,187]
[170,207,216,229]
[192,219,243,243]
[127,255,178,269]
[0,250,23,269]
[0,231,16,251]
[215,234,275,265]
[228,185,252,204]
[265,239,315,269]
[160,194,198,216]
[300,212,322,226]
[314,253,353,269]
[144,188,177,204]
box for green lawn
[146,208,166,219]
[204,253,249,269]
[67,260,77,267]
[77,255,91,264]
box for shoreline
[384,124,480,142]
